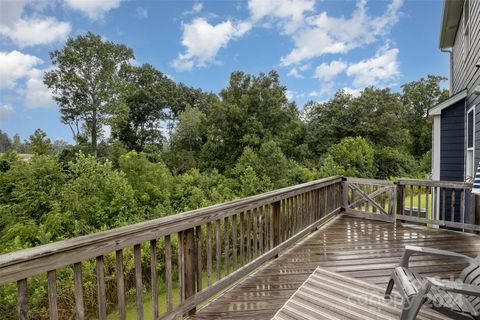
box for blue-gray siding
[440,99,465,182]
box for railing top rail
[397,179,473,189]
[345,177,396,186]
[0,176,342,285]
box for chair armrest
[428,278,480,297]
[400,245,474,267]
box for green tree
[306,88,410,156]
[119,151,173,218]
[200,70,303,170]
[0,130,11,152]
[44,32,134,156]
[319,137,377,178]
[116,64,175,151]
[28,129,54,155]
[401,75,449,157]
[61,153,138,232]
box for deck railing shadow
[0,176,478,320]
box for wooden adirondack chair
[385,245,480,320]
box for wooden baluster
[178,232,185,301]
[206,223,212,287]
[224,216,230,276]
[246,211,251,261]
[272,201,281,249]
[115,251,126,320]
[442,189,446,221]
[96,256,106,320]
[232,215,237,271]
[215,220,221,280]
[417,186,422,217]
[239,212,245,265]
[18,279,28,320]
[47,270,58,320]
[451,190,456,222]
[292,196,297,233]
[396,184,405,221]
[73,262,85,320]
[134,244,144,320]
[150,240,158,319]
[196,226,202,292]
[410,185,414,216]
[253,208,258,257]
[259,206,264,253]
[461,190,465,224]
[184,228,196,316]
[425,187,430,223]
[372,185,377,214]
[165,235,173,312]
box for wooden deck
[189,214,480,319]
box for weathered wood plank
[47,270,58,320]
[115,250,126,320]
[73,262,84,320]
[96,256,106,320]
[165,235,173,312]
[216,220,221,281]
[206,223,212,287]
[150,239,158,319]
[232,214,237,271]
[196,226,202,292]
[134,244,144,320]
[17,279,28,320]
[224,216,230,276]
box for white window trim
[466,105,475,181]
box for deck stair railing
[0,176,343,320]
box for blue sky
[0,0,449,143]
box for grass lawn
[108,267,232,319]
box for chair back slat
[460,259,480,310]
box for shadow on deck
[189,215,480,319]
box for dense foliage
[0,33,449,318]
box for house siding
[440,99,465,181]
[450,0,480,178]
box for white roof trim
[428,89,467,116]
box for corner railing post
[396,182,404,223]
[183,228,196,315]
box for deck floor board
[188,214,480,319]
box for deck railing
[0,176,343,320]
[2,176,479,320]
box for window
[464,0,470,60]
[466,107,475,179]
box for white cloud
[346,47,399,87]
[184,2,203,15]
[0,0,28,27]
[309,82,334,97]
[64,0,123,20]
[0,17,71,47]
[0,51,42,89]
[172,18,251,71]
[248,0,314,34]
[287,67,304,78]
[342,87,363,97]
[280,0,403,66]
[136,7,148,19]
[0,104,14,123]
[24,68,54,108]
[314,60,347,81]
